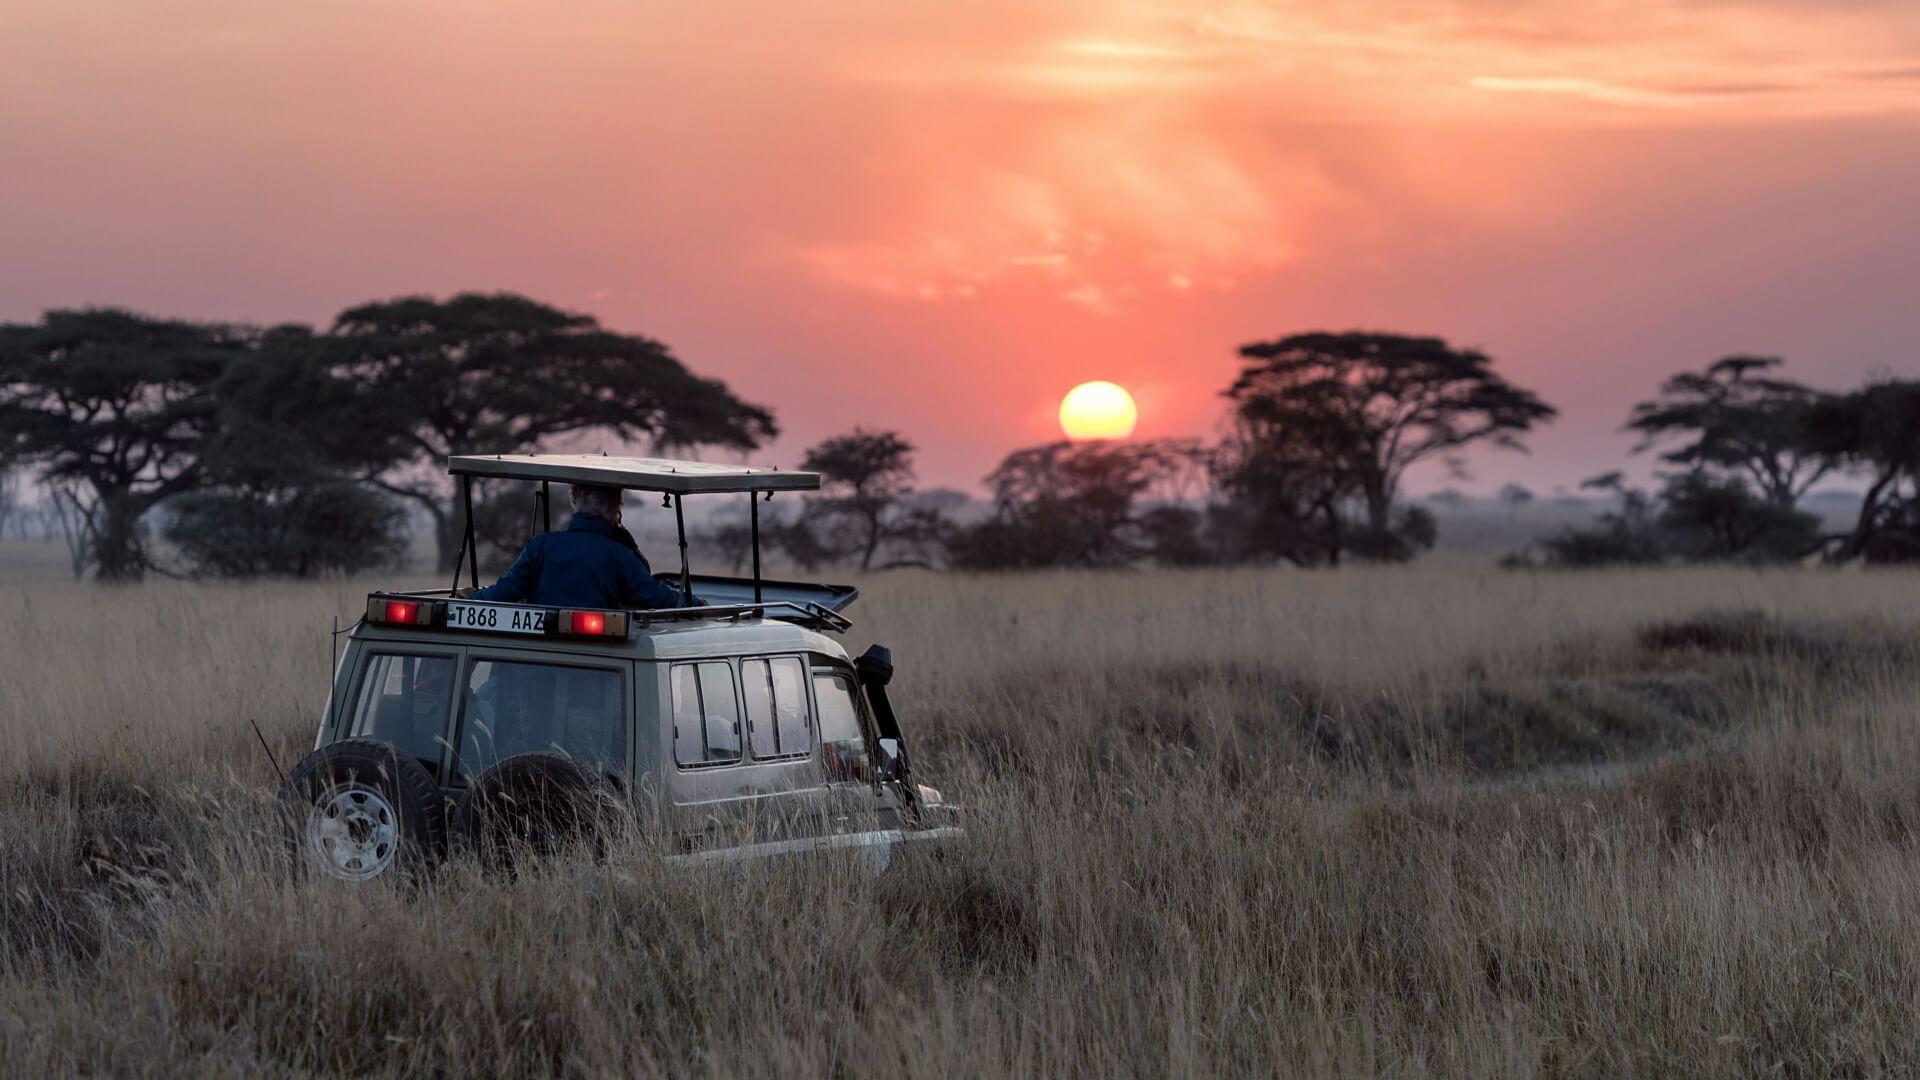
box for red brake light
[557,609,626,637]
[365,596,435,626]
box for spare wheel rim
[305,783,400,881]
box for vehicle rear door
[446,647,633,791]
[330,645,465,785]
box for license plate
[445,602,548,635]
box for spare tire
[277,739,446,882]
[451,753,623,866]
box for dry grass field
[5,565,1920,1076]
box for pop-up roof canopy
[448,453,820,495]
[440,453,830,620]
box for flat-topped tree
[801,428,917,570]
[1804,380,1920,562]
[0,309,249,580]
[949,439,1195,569]
[1228,331,1556,543]
[1627,356,1831,509]
[327,292,777,570]
[166,326,416,579]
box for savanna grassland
[5,565,1920,1076]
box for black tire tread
[276,738,448,875]
[450,752,618,862]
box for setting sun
[1059,381,1138,440]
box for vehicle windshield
[454,659,625,780]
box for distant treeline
[0,295,772,580]
[3,295,1916,579]
[1501,358,1920,568]
[763,349,1920,572]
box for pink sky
[3,1,1919,494]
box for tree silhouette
[1655,471,1818,563]
[801,428,917,570]
[1804,380,1920,561]
[0,309,248,579]
[949,440,1191,569]
[0,468,16,541]
[1210,406,1353,565]
[1626,356,1831,509]
[166,326,414,578]
[1499,482,1534,519]
[327,293,776,569]
[1533,472,1665,567]
[1227,331,1555,552]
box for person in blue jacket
[460,483,698,609]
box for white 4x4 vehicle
[277,454,957,881]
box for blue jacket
[471,512,693,610]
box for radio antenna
[248,716,286,786]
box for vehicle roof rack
[630,600,853,634]
[375,590,853,634]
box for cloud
[1855,66,1920,81]
[1060,283,1117,313]
[1470,75,1692,107]
[1464,75,1805,106]
[782,0,1920,311]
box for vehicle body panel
[317,609,946,862]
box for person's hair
[570,484,623,520]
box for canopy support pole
[462,475,480,590]
[750,492,763,603]
[448,533,466,596]
[673,493,692,607]
[539,480,552,533]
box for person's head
[571,483,623,524]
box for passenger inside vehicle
[456,660,624,779]
[461,483,700,610]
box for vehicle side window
[672,661,742,768]
[813,672,870,783]
[743,656,812,759]
[348,654,454,770]
[454,660,624,780]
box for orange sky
[3,1,1919,493]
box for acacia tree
[1499,483,1534,518]
[0,467,16,540]
[801,428,917,570]
[164,326,414,578]
[1210,404,1355,565]
[948,440,1192,569]
[1626,356,1831,509]
[45,483,96,580]
[1228,332,1556,548]
[1804,380,1920,562]
[0,309,248,579]
[326,293,777,569]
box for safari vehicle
[277,454,958,882]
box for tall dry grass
[3,565,1920,1075]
